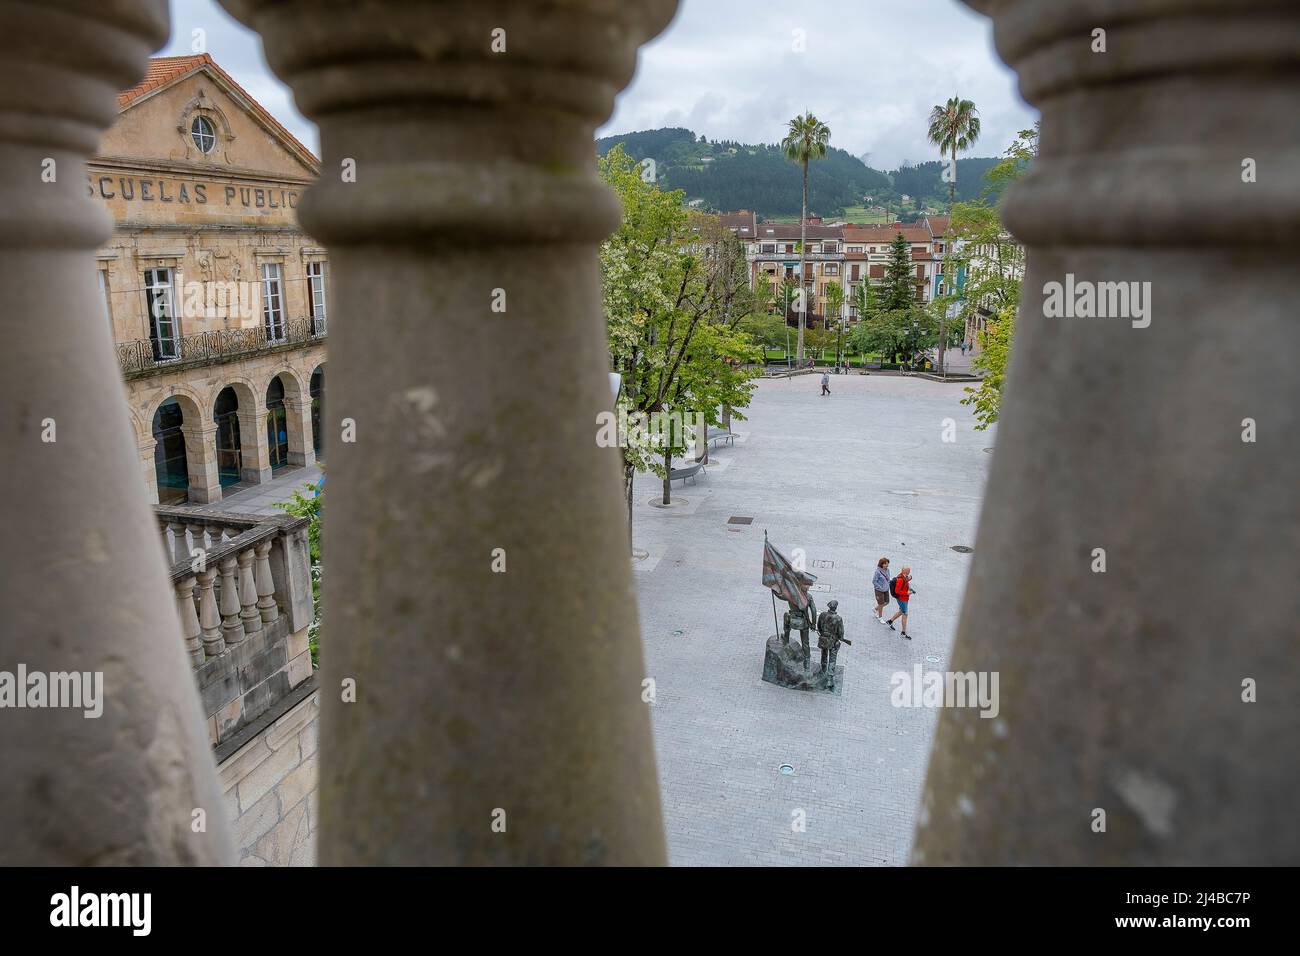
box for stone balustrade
[157,506,314,745]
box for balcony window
[307,261,327,335]
[261,262,285,342]
[143,267,178,362]
[97,268,112,329]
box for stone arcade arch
[212,386,242,488]
[151,396,191,503]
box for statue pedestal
[761,635,843,696]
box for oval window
[191,115,216,154]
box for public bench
[668,462,706,486]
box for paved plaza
[632,371,994,865]
[209,463,323,515]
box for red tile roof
[718,210,757,238]
[754,222,844,240]
[117,54,317,167]
[844,223,931,244]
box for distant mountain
[596,127,1003,218]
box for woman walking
[872,558,891,623]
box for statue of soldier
[782,598,814,673]
[816,600,847,690]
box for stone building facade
[94,54,327,505]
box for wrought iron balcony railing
[118,316,326,378]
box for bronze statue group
[781,598,850,691]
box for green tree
[599,145,761,524]
[947,125,1037,428]
[822,281,845,363]
[849,278,875,323]
[738,311,788,357]
[275,477,322,667]
[927,96,982,205]
[847,306,941,367]
[781,112,831,360]
[880,232,915,312]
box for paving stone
[632,375,991,866]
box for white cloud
[601,0,1037,169]
[164,0,1036,172]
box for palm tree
[781,112,831,359]
[849,279,875,362]
[927,96,981,205]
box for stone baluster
[176,576,204,667]
[218,556,245,647]
[0,0,231,863]
[237,546,262,637]
[913,0,1300,866]
[220,0,678,864]
[159,521,172,563]
[254,538,278,623]
[186,520,207,567]
[196,567,224,659]
[205,522,227,552]
[169,518,189,565]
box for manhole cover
[951,545,974,553]
[671,629,684,636]
[925,655,941,664]
[983,447,994,454]
[727,516,754,525]
[811,559,834,569]
[779,764,795,775]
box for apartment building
[732,212,960,327]
[93,55,326,505]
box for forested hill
[596,127,1002,218]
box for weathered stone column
[0,0,231,864]
[139,435,160,504]
[220,0,678,863]
[282,395,315,469]
[182,420,222,504]
[237,398,272,485]
[914,0,1300,865]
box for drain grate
[727,516,754,525]
[951,545,974,553]
[779,764,795,775]
[811,559,834,569]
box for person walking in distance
[820,370,831,396]
[884,565,917,639]
[872,557,891,623]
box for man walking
[884,565,917,639]
[872,557,891,623]
[820,370,830,396]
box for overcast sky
[163,0,1036,171]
